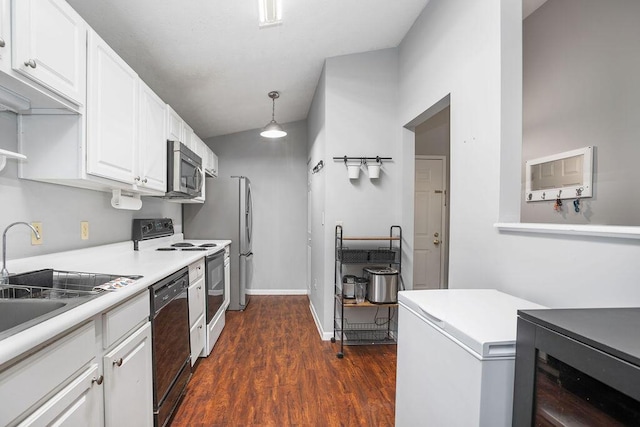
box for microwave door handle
[195,166,204,193]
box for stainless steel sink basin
[0,269,143,340]
[0,299,67,335]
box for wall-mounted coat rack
[333,156,392,179]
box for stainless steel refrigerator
[183,176,253,310]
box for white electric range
[132,218,231,358]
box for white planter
[367,163,381,179]
[347,162,361,179]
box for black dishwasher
[150,267,191,427]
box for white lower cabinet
[17,364,102,427]
[0,322,96,426]
[188,259,206,365]
[103,322,153,427]
[0,291,153,427]
[189,314,206,366]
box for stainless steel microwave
[166,140,203,199]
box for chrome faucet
[1,222,41,285]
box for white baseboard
[309,301,333,341]
[246,288,308,296]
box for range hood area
[0,68,80,114]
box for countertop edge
[0,239,231,367]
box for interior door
[414,157,446,289]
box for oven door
[205,250,225,324]
[166,140,203,198]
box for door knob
[113,358,124,367]
[433,239,440,245]
[0,38,5,48]
[92,375,104,385]
[24,59,37,68]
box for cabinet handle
[92,375,104,385]
[142,178,148,184]
[24,59,37,68]
[198,324,203,330]
[197,286,202,290]
[134,176,141,182]
[113,358,124,367]
[0,38,5,48]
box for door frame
[415,155,448,289]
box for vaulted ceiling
[67,0,544,139]
[67,0,431,139]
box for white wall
[398,0,640,308]
[307,49,401,335]
[205,121,308,293]
[521,0,640,225]
[0,112,181,260]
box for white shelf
[0,149,27,172]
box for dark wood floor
[171,295,397,426]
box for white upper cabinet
[12,0,87,106]
[138,80,167,194]
[206,148,218,178]
[182,122,195,152]
[166,105,183,142]
[86,29,138,185]
[0,0,9,71]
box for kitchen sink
[0,269,142,340]
[0,299,68,335]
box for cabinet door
[182,123,195,152]
[103,322,153,427]
[210,150,218,177]
[166,105,182,142]
[138,80,167,194]
[17,364,103,427]
[189,314,206,366]
[86,30,138,185]
[188,276,205,327]
[12,0,87,106]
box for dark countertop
[518,307,640,368]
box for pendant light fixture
[260,91,287,139]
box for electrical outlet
[31,222,43,245]
[81,221,89,240]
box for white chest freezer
[395,289,546,427]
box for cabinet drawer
[0,322,96,426]
[188,276,205,327]
[189,314,205,367]
[103,291,149,349]
[17,364,101,427]
[188,258,204,282]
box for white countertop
[0,235,231,367]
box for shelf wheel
[337,352,344,359]
[330,337,336,343]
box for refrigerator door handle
[246,184,253,246]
